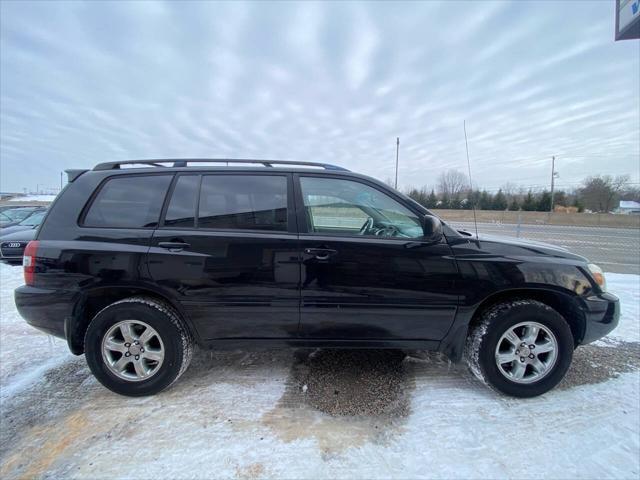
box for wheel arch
[469,288,586,344]
[67,285,195,355]
[441,287,586,362]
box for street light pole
[394,137,400,189]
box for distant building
[616,0,640,40]
[554,205,578,213]
[617,200,640,215]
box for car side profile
[15,159,619,397]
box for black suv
[15,159,619,397]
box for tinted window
[198,175,287,231]
[84,175,172,228]
[164,175,199,228]
[300,177,423,238]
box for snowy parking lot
[1,262,638,479]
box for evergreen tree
[478,190,492,210]
[493,189,508,210]
[440,192,450,209]
[425,189,438,209]
[449,196,462,209]
[537,190,552,211]
[522,191,537,211]
[508,198,520,211]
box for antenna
[394,137,400,189]
[463,121,479,241]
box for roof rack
[93,159,350,172]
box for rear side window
[198,175,287,231]
[83,175,172,228]
[164,175,199,228]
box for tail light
[23,240,39,285]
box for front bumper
[15,285,73,340]
[581,292,620,344]
[0,241,26,263]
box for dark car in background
[0,228,37,265]
[0,206,47,229]
[0,209,47,236]
[14,159,619,398]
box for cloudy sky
[1,0,638,193]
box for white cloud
[0,0,638,193]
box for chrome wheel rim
[495,321,558,384]
[101,320,165,382]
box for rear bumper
[14,285,74,340]
[581,292,620,344]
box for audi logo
[6,243,21,248]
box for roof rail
[93,159,350,172]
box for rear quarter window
[83,175,172,228]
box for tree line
[404,170,639,213]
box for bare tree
[579,175,630,212]
[437,169,468,199]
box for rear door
[148,172,300,340]
[295,174,459,341]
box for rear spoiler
[65,169,88,182]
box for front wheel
[465,299,574,397]
[84,297,193,396]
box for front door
[295,174,459,341]
[148,172,300,340]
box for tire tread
[85,296,194,394]
[464,298,564,396]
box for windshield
[2,208,36,222]
[19,211,46,226]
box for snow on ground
[7,194,57,202]
[608,273,640,342]
[0,263,638,479]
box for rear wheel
[84,297,193,396]
[465,299,574,397]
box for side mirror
[422,215,443,243]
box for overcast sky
[1,0,639,193]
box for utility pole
[550,156,556,213]
[394,137,400,189]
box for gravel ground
[559,339,640,389]
[289,349,411,417]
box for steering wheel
[359,217,374,235]
[375,225,399,237]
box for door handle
[158,241,190,251]
[304,248,337,260]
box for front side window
[83,175,172,228]
[300,177,423,238]
[198,175,288,231]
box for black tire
[84,296,193,396]
[465,299,574,398]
